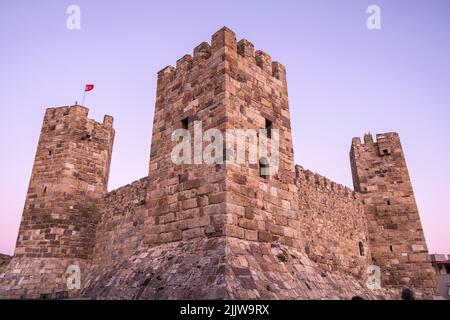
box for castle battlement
[295,164,355,198]
[157,27,286,86]
[43,105,114,135]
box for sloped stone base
[81,237,227,299]
[80,237,397,300]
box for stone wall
[0,254,11,273]
[91,177,148,267]
[0,257,87,299]
[294,165,371,277]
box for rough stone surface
[0,27,437,299]
[350,133,437,293]
[0,254,11,273]
[80,237,397,300]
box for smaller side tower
[350,132,436,297]
[15,105,114,259]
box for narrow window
[48,150,52,156]
[358,242,365,256]
[81,134,91,141]
[265,118,272,139]
[259,157,268,178]
[389,245,394,252]
[386,200,391,205]
[43,186,47,195]
[182,117,189,130]
[382,149,390,156]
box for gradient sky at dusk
[1,0,449,255]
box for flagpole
[81,90,86,106]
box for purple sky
[1,0,449,255]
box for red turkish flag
[85,84,94,92]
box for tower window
[445,265,450,274]
[386,200,391,205]
[43,186,47,195]
[181,117,189,130]
[48,150,52,156]
[358,242,365,256]
[259,157,269,178]
[389,245,394,252]
[81,134,92,141]
[265,118,272,139]
[382,149,390,156]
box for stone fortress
[0,27,437,299]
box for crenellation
[175,54,193,72]
[103,115,113,128]
[211,26,237,52]
[255,50,272,74]
[363,132,374,145]
[237,39,255,58]
[157,65,175,83]
[272,61,286,82]
[294,166,355,199]
[193,41,212,63]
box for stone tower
[16,105,114,259]
[9,105,114,297]
[350,132,436,297]
[144,27,295,247]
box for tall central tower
[144,27,296,248]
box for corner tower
[350,132,436,297]
[15,105,114,259]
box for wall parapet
[106,176,149,203]
[157,27,286,85]
[295,164,356,199]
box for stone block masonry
[0,27,438,299]
[15,105,114,260]
[350,133,437,294]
